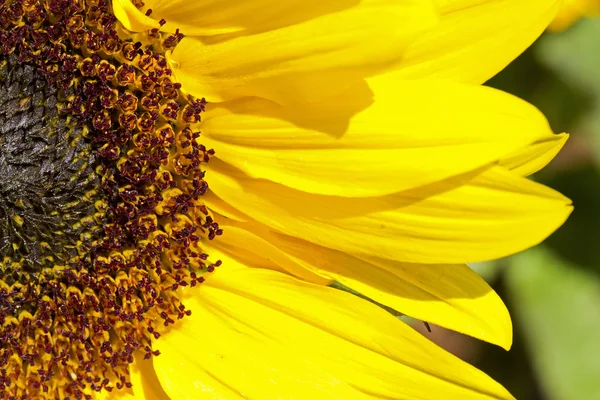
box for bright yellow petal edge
[394,0,564,83]
[104,1,573,399]
[203,223,514,350]
[156,262,515,400]
[199,77,563,197]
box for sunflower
[0,0,571,399]
[548,0,600,31]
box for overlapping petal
[205,163,571,264]
[129,355,171,400]
[204,222,332,284]
[153,262,514,400]
[203,221,512,349]
[168,1,437,104]
[202,77,563,197]
[393,0,563,83]
[115,0,563,100]
[499,133,569,176]
[136,0,366,36]
[113,0,160,31]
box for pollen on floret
[0,0,219,398]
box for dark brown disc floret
[0,1,219,398]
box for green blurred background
[416,18,600,400]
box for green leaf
[537,20,600,93]
[506,247,600,400]
[469,260,502,283]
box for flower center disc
[0,1,219,398]
[0,54,101,275]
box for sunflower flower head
[0,0,573,399]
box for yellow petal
[392,0,562,83]
[203,78,560,197]
[203,216,511,348]
[169,1,436,104]
[112,0,160,32]
[239,226,512,349]
[130,354,171,400]
[205,222,332,285]
[154,262,513,399]
[203,191,249,222]
[499,133,568,176]
[138,0,372,36]
[206,163,572,264]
